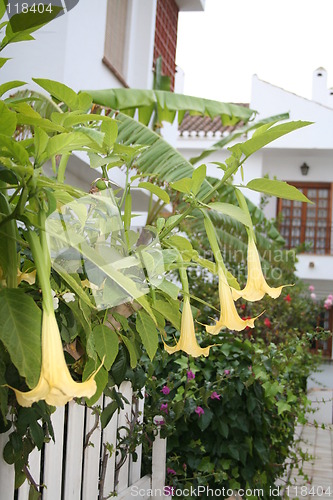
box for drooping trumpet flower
[164,298,212,357]
[232,233,291,302]
[11,227,99,407]
[13,309,98,407]
[206,267,257,335]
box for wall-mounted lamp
[300,162,310,176]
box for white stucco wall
[1,0,157,93]
[251,75,333,150]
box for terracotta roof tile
[178,105,249,137]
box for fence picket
[0,431,15,500]
[81,396,103,500]
[129,387,145,485]
[0,385,168,500]
[62,401,85,500]
[152,416,169,499]
[101,395,118,497]
[43,405,65,500]
[115,381,133,493]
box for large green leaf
[0,100,17,136]
[152,299,181,330]
[33,78,92,112]
[246,178,313,203]
[208,202,252,227]
[86,88,255,127]
[136,310,158,361]
[0,80,26,97]
[0,133,31,164]
[230,120,312,159]
[189,113,290,165]
[0,289,41,388]
[115,112,213,199]
[138,182,170,204]
[1,5,62,49]
[92,325,119,371]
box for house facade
[2,0,205,224]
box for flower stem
[27,212,53,314]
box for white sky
[176,0,333,103]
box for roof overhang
[175,0,206,11]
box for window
[277,183,332,254]
[104,0,129,84]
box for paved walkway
[286,364,333,499]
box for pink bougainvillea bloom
[264,318,272,328]
[310,293,317,300]
[284,294,291,303]
[224,369,230,375]
[309,285,315,292]
[328,294,333,301]
[187,370,195,380]
[160,403,168,414]
[195,406,205,417]
[210,391,221,400]
[156,418,165,426]
[167,468,176,475]
[161,386,170,395]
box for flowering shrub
[143,330,320,497]
[142,244,323,496]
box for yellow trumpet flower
[164,298,213,358]
[13,310,98,407]
[206,267,256,335]
[232,234,290,302]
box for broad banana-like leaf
[86,88,255,127]
[115,111,215,199]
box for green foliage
[87,88,255,127]
[246,178,313,203]
[142,278,322,497]
[0,289,42,388]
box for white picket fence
[0,382,170,499]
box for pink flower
[309,285,315,292]
[328,294,333,301]
[210,391,220,400]
[167,468,176,475]
[310,293,317,300]
[161,386,170,395]
[224,369,230,375]
[195,406,205,417]
[160,403,168,414]
[264,318,271,328]
[183,463,187,471]
[187,370,195,380]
